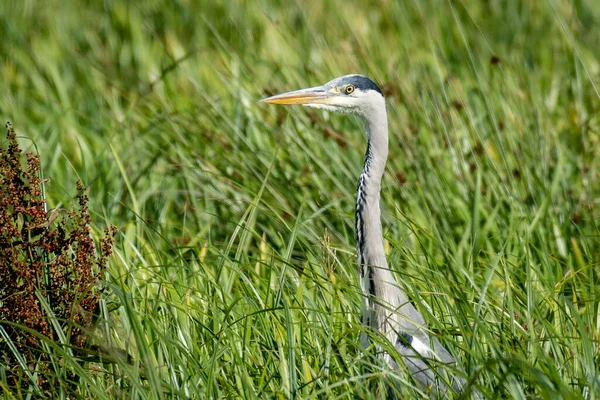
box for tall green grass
[1,0,599,398]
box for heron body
[262,75,474,397]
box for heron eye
[344,85,355,95]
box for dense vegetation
[1,0,599,398]
[0,123,115,394]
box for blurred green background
[1,0,599,398]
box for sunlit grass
[1,0,599,398]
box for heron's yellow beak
[261,86,332,105]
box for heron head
[261,74,385,117]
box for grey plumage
[262,74,478,398]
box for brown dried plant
[0,122,116,384]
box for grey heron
[262,74,476,397]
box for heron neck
[356,105,389,271]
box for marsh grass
[0,0,599,398]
